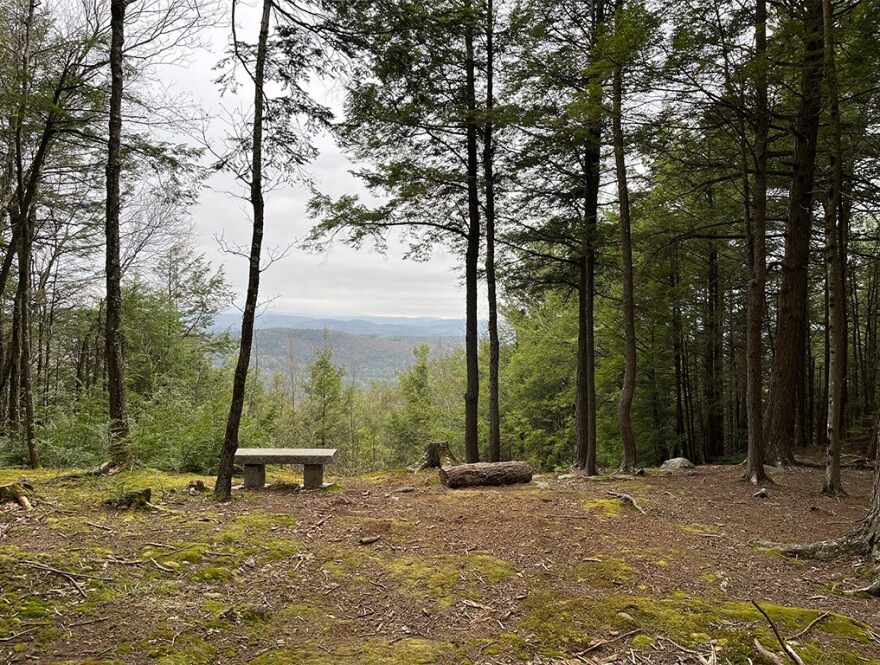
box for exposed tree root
[754,534,865,560]
[756,529,880,595]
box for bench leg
[303,464,324,490]
[243,464,266,489]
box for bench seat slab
[234,448,337,466]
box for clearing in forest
[0,464,878,664]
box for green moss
[572,557,633,588]
[582,498,622,518]
[320,550,515,608]
[631,634,655,650]
[680,523,722,535]
[520,591,875,664]
[136,631,218,664]
[250,637,457,664]
[192,565,237,583]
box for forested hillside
[246,327,463,386]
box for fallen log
[439,461,533,489]
[0,483,32,510]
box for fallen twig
[752,600,805,665]
[754,637,784,664]
[0,627,37,642]
[787,612,830,641]
[576,628,641,655]
[608,491,646,514]
[150,557,175,573]
[21,561,111,581]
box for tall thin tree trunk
[705,238,724,459]
[574,131,601,474]
[612,30,638,472]
[484,0,500,463]
[764,0,824,466]
[743,0,770,484]
[463,2,481,464]
[214,0,272,500]
[105,0,130,466]
[17,205,37,468]
[822,0,845,496]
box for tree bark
[105,0,131,466]
[214,0,272,500]
[439,461,533,488]
[764,0,823,466]
[822,0,845,497]
[17,203,37,468]
[612,44,637,472]
[463,2,481,464]
[574,0,604,475]
[705,237,724,459]
[484,0,500,463]
[743,0,770,484]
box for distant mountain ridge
[235,327,462,386]
[212,312,467,339]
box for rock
[534,481,550,490]
[763,465,777,476]
[187,479,207,494]
[660,457,695,470]
[557,473,576,480]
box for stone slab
[234,448,337,465]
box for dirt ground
[1,461,879,664]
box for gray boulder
[660,457,696,470]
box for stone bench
[234,448,337,490]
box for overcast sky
[160,16,467,321]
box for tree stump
[0,483,32,510]
[104,488,151,510]
[439,461,534,489]
[412,441,460,470]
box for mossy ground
[0,464,878,664]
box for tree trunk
[764,0,823,466]
[822,0,845,497]
[439,461,533,489]
[612,34,637,473]
[705,238,724,459]
[743,0,770,484]
[105,0,131,466]
[414,441,460,469]
[214,0,272,501]
[17,204,37,468]
[484,0,500,463]
[463,3,481,464]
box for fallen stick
[21,561,111,581]
[576,628,641,655]
[22,562,88,598]
[0,627,38,642]
[752,600,805,665]
[607,491,647,514]
[754,638,784,664]
[787,612,830,641]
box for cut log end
[0,483,33,510]
[439,461,534,489]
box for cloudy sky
[161,14,467,321]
